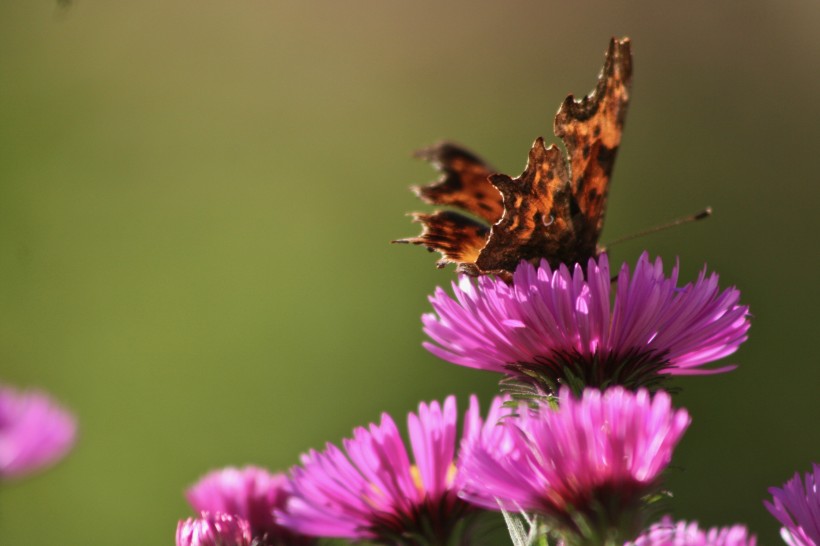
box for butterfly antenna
[601,207,712,251]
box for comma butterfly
[395,37,632,277]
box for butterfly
[395,37,632,278]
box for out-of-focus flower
[460,387,690,545]
[176,512,252,546]
[278,395,505,545]
[627,516,757,546]
[187,466,310,545]
[764,463,820,546]
[423,253,749,394]
[0,384,76,479]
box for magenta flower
[627,517,757,546]
[764,464,820,546]
[187,466,309,545]
[0,384,77,479]
[423,253,749,393]
[176,512,252,546]
[278,395,503,545]
[460,387,690,545]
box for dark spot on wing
[569,195,581,217]
[596,144,618,175]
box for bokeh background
[1,1,819,544]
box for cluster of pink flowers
[177,386,694,546]
[170,249,817,546]
[4,244,810,545]
[3,242,814,545]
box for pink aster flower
[764,464,820,546]
[187,466,310,546]
[423,253,749,393]
[278,395,504,545]
[460,387,690,545]
[0,384,77,479]
[176,512,252,546]
[627,517,757,546]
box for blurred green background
[1,1,819,544]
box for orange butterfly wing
[399,37,633,275]
[394,143,501,271]
[554,37,632,254]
